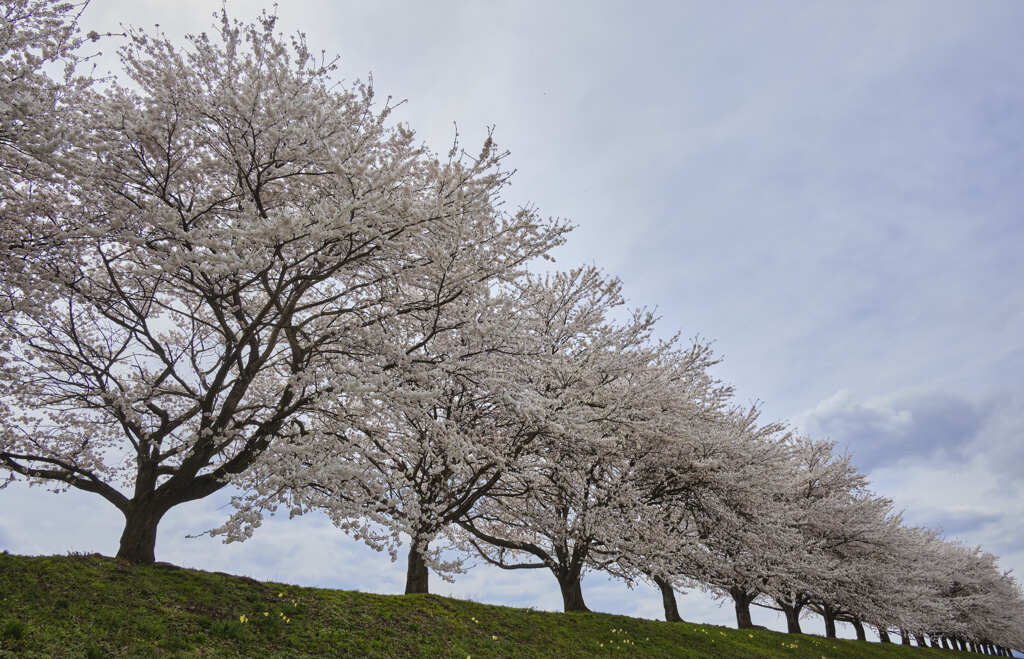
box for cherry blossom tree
[0,8,565,563]
[755,438,874,634]
[600,404,793,625]
[803,494,904,639]
[454,270,726,612]
[213,273,564,594]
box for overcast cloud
[3,0,1022,642]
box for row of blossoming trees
[1,1,1021,653]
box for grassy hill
[0,552,963,658]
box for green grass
[0,551,961,658]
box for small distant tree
[0,7,565,562]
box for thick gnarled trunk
[779,602,802,634]
[876,626,891,643]
[820,604,837,639]
[405,540,429,594]
[557,573,589,612]
[653,576,683,622]
[730,587,754,629]
[116,501,169,564]
[900,629,911,646]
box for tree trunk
[821,606,837,639]
[940,636,949,649]
[557,574,589,612]
[780,603,802,634]
[852,618,866,641]
[115,501,168,563]
[900,629,911,645]
[730,588,754,629]
[404,539,429,594]
[653,576,683,622]
[877,626,891,643]
[913,633,927,647]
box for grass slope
[1,552,958,658]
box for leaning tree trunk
[556,572,589,612]
[653,576,683,622]
[404,539,429,594]
[820,605,837,639]
[779,602,802,634]
[876,626,891,643]
[851,618,866,641]
[913,633,926,647]
[900,629,911,645]
[730,587,754,629]
[116,499,171,564]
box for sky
[3,0,1023,644]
